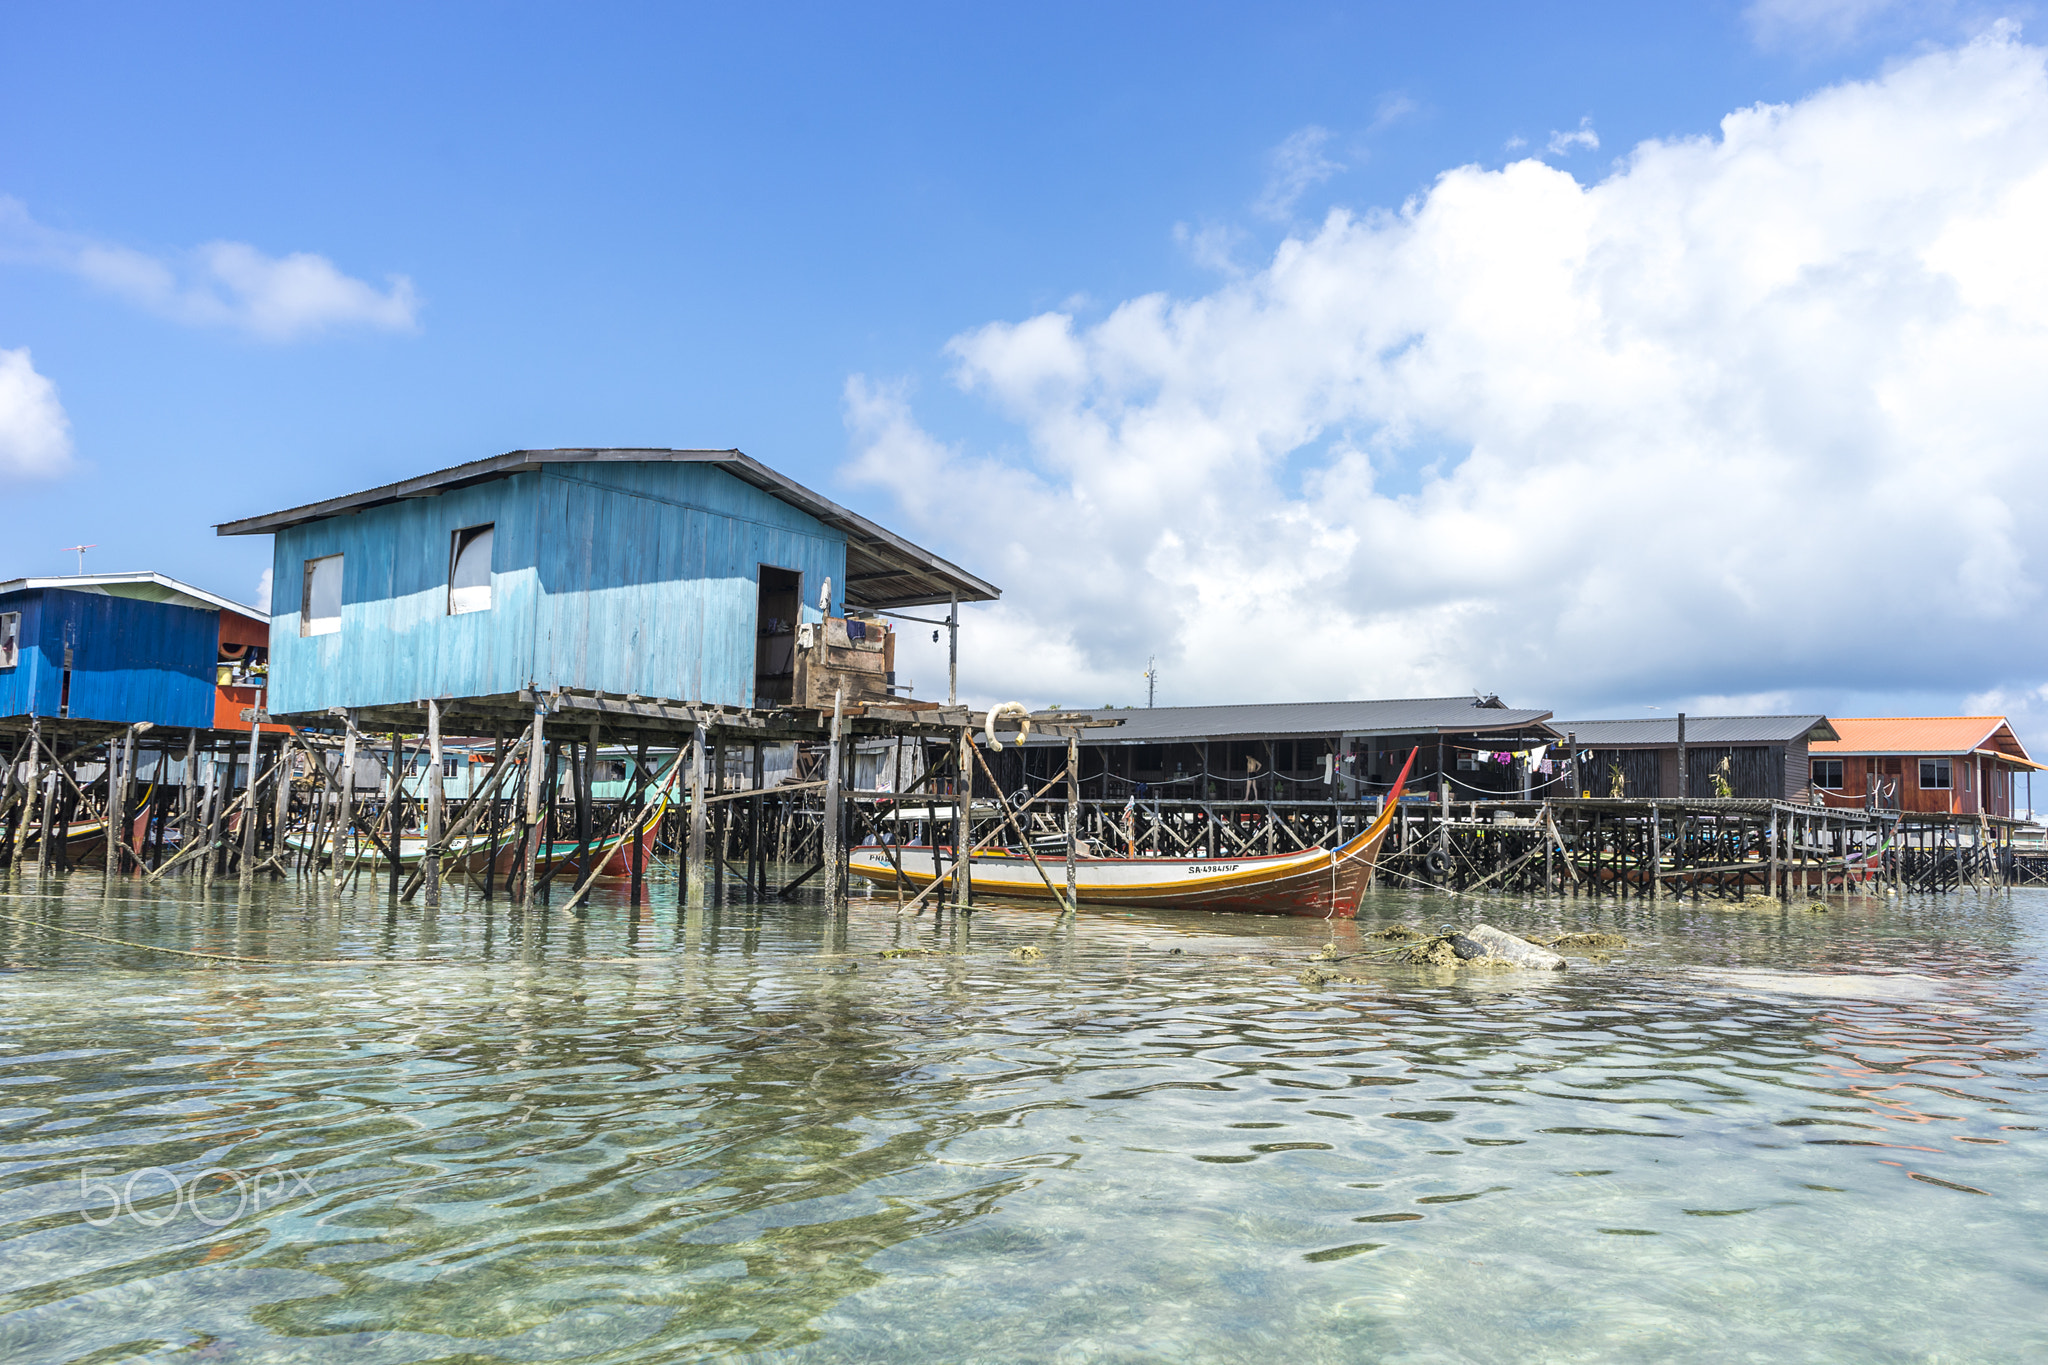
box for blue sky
[6,1,2046,727]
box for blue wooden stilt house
[216,448,998,719]
[0,572,271,738]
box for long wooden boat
[850,750,1417,916]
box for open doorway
[755,565,802,705]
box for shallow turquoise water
[0,871,2042,1363]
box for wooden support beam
[425,700,444,908]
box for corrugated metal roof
[1812,717,2034,762]
[1023,697,1555,744]
[213,448,998,610]
[0,571,263,622]
[1552,715,1838,746]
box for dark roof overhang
[214,447,998,611]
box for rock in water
[1449,934,1489,960]
[1464,924,1568,971]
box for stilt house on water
[995,696,1559,802]
[0,572,276,743]
[215,448,998,727]
[1807,717,2042,816]
[1546,715,1839,801]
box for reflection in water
[0,872,2042,1362]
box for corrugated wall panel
[0,587,215,726]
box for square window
[1920,758,1952,789]
[0,612,17,669]
[301,555,343,637]
[449,524,493,615]
[1812,759,1843,789]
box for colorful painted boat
[850,750,1417,916]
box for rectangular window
[0,612,17,669]
[449,524,494,615]
[301,555,343,636]
[1812,759,1843,789]
[1920,758,1952,789]
[443,757,460,779]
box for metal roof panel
[213,447,998,611]
[1811,717,2032,762]
[1022,697,1555,744]
[0,571,263,621]
[1553,716,1839,745]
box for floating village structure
[204,446,1093,908]
[999,696,1560,802]
[2,453,2045,902]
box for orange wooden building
[1807,717,2041,816]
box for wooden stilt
[1065,734,1080,912]
[823,689,844,911]
[334,718,358,890]
[518,706,545,908]
[425,700,444,908]
[239,718,263,887]
[953,725,973,909]
[105,727,128,880]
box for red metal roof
[1811,717,2037,766]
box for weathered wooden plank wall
[267,462,848,714]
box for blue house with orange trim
[216,448,997,717]
[0,572,272,736]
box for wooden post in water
[518,706,545,908]
[687,732,706,902]
[710,733,726,902]
[178,728,199,852]
[823,689,844,911]
[1065,734,1080,912]
[387,730,403,891]
[1648,803,1661,900]
[333,718,358,890]
[751,740,766,896]
[10,716,38,870]
[270,734,293,874]
[484,730,505,902]
[573,721,596,881]
[105,727,128,879]
[953,725,973,909]
[1767,808,1780,899]
[197,764,221,889]
[630,739,649,903]
[425,699,444,908]
[239,717,263,887]
[36,740,56,875]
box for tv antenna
[61,544,97,574]
[1143,656,1158,708]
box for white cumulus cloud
[0,347,74,479]
[849,32,2048,722]
[0,198,418,341]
